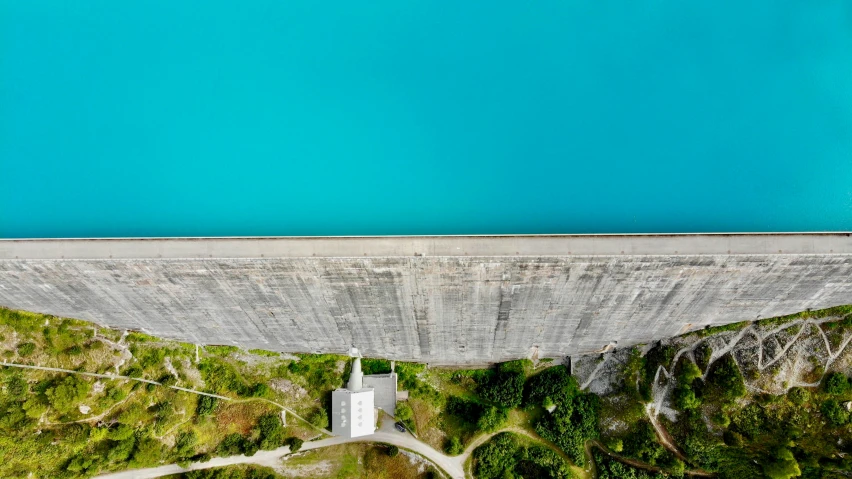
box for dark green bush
[525,365,574,407]
[361,358,392,375]
[535,391,599,465]
[445,436,463,455]
[705,354,746,402]
[594,450,665,479]
[821,399,849,426]
[445,396,483,425]
[216,433,248,456]
[623,420,666,465]
[476,406,508,433]
[822,372,850,396]
[479,362,526,408]
[473,432,521,479]
[285,436,303,453]
[196,395,218,416]
[256,413,286,450]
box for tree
[309,408,328,429]
[22,397,47,419]
[132,437,164,466]
[256,413,286,450]
[535,392,599,465]
[106,423,134,441]
[386,445,399,457]
[45,375,91,413]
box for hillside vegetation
[4,304,852,479]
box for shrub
[787,387,810,405]
[256,413,286,450]
[763,447,801,479]
[822,372,850,396]
[525,365,575,407]
[477,406,508,433]
[821,399,849,426]
[674,385,701,410]
[196,395,218,416]
[535,391,599,465]
[309,408,328,429]
[250,383,271,398]
[445,396,483,425]
[285,436,303,453]
[16,342,36,357]
[361,358,392,375]
[65,345,83,356]
[216,433,247,456]
[386,444,399,457]
[446,436,463,455]
[705,354,746,402]
[678,359,702,385]
[606,438,624,453]
[473,432,520,479]
[479,365,525,408]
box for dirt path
[0,361,228,399]
[95,429,465,479]
[587,439,713,477]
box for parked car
[394,421,406,432]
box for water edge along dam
[1,234,851,365]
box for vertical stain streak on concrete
[409,259,431,360]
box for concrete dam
[1,234,851,365]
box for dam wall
[1,234,851,364]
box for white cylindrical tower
[348,357,363,391]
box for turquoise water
[1,2,851,238]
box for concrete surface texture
[1,235,851,364]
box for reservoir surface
[1,1,851,238]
